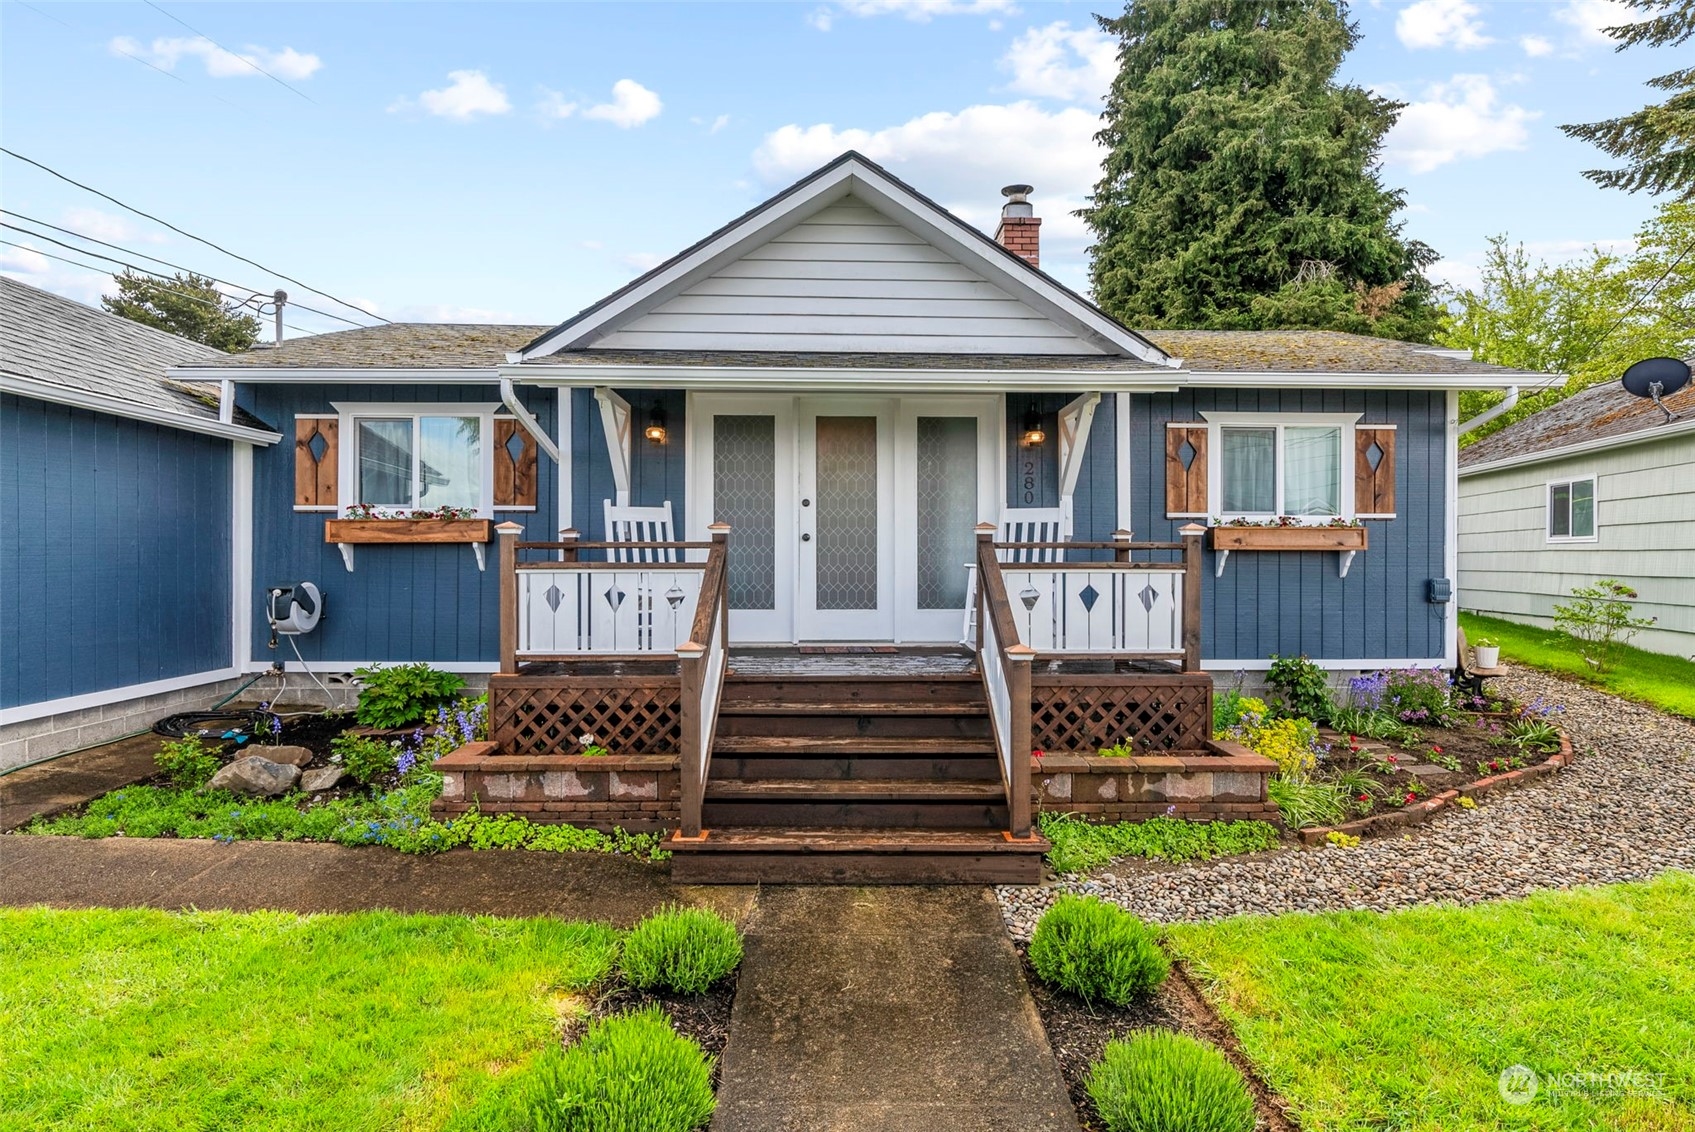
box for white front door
[689,393,1000,644]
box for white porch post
[1056,391,1101,536]
[593,386,632,507]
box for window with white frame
[334,403,497,516]
[1547,477,1596,541]
[1206,413,1359,520]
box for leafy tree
[1561,0,1694,198]
[101,270,261,353]
[1442,201,1695,444]
[1083,0,1443,341]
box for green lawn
[0,907,619,1132]
[1460,611,1695,719]
[1167,872,1695,1132]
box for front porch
[431,524,1278,883]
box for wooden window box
[323,518,494,572]
[1208,524,1368,578]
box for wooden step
[668,826,1047,884]
[712,735,998,756]
[709,756,1000,782]
[716,700,988,716]
[705,778,1004,802]
[715,714,992,740]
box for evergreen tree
[102,270,261,353]
[1083,0,1441,341]
[1561,0,1694,198]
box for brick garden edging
[431,741,680,832]
[1031,740,1281,824]
[1295,727,1577,846]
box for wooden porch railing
[973,522,1207,838]
[677,524,730,838]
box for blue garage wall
[241,383,559,666]
[1,394,232,708]
[569,388,687,540]
[1128,389,1449,664]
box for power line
[3,213,375,329]
[142,0,317,104]
[2,240,317,337]
[14,1,240,109]
[0,148,388,323]
[1575,235,1695,367]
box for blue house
[0,276,280,771]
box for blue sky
[0,0,1675,338]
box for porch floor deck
[513,647,1186,680]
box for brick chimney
[994,183,1040,268]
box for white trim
[0,667,241,726]
[2,373,282,445]
[329,401,500,517]
[1206,657,1447,673]
[232,443,254,672]
[170,367,500,384]
[1115,392,1133,535]
[1056,392,1100,537]
[1544,474,1599,543]
[241,660,502,675]
[1444,390,1459,669]
[1458,415,1695,476]
[518,155,1176,366]
[557,387,573,535]
[1199,411,1362,522]
[593,387,633,507]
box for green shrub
[1029,895,1169,1007]
[1037,814,1281,874]
[513,1007,715,1132]
[331,732,402,785]
[1211,690,1267,735]
[1086,1031,1256,1132]
[1552,578,1657,673]
[154,736,220,789]
[1266,774,1349,829]
[621,906,743,995]
[353,662,466,728]
[1265,653,1334,723]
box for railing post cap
[559,527,580,539]
[675,641,706,657]
[1179,522,1207,536]
[975,522,997,536]
[1006,644,1038,660]
[1112,528,1132,539]
[495,521,525,535]
[708,521,732,534]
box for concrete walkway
[0,733,160,832]
[712,887,1078,1132]
[0,837,751,927]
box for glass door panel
[689,396,794,643]
[797,401,893,640]
[894,397,999,643]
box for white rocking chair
[603,499,677,563]
[960,506,1068,646]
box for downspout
[1456,385,1519,437]
[499,376,562,463]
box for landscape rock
[254,745,313,767]
[299,766,344,792]
[207,757,301,797]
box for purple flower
[396,749,417,775]
[1165,804,1177,817]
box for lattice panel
[1031,684,1212,753]
[493,683,681,755]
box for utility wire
[2,240,315,336]
[142,0,317,104]
[14,1,240,109]
[0,148,388,323]
[1574,235,1695,367]
[3,214,374,329]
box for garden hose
[152,708,274,746]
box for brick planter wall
[431,741,680,832]
[1030,741,1280,824]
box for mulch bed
[590,973,738,1087]
[1020,948,1298,1132]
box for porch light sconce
[1021,406,1046,447]
[643,404,668,445]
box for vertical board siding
[1001,393,1118,562]
[1,394,232,708]
[569,388,687,540]
[1128,389,1448,664]
[244,383,559,666]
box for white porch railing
[515,565,705,657]
[999,565,1185,657]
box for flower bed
[1032,741,1280,825]
[432,741,681,832]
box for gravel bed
[998,666,1695,938]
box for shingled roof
[1,275,230,418]
[1143,330,1544,376]
[1460,376,1695,469]
[185,323,552,369]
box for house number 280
[1022,459,1036,505]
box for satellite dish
[1620,356,1689,422]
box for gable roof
[186,322,552,369]
[517,151,1176,366]
[0,276,277,441]
[1459,374,1695,472]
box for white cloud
[109,35,321,80]
[833,0,1016,20]
[807,7,835,30]
[538,90,579,120]
[0,242,112,305]
[393,70,512,120]
[383,302,522,323]
[1431,235,1637,292]
[710,113,731,134]
[754,100,1103,279]
[1554,0,1636,45]
[1001,21,1117,103]
[60,206,165,245]
[1520,34,1555,57]
[1383,74,1536,173]
[583,80,662,128]
[1395,0,1493,50]
[622,252,667,273]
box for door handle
[801,533,811,542]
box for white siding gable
[593,200,1106,355]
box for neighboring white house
[1458,377,1695,658]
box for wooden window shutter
[1355,427,1396,517]
[493,417,539,509]
[294,418,337,509]
[1165,425,1208,517]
